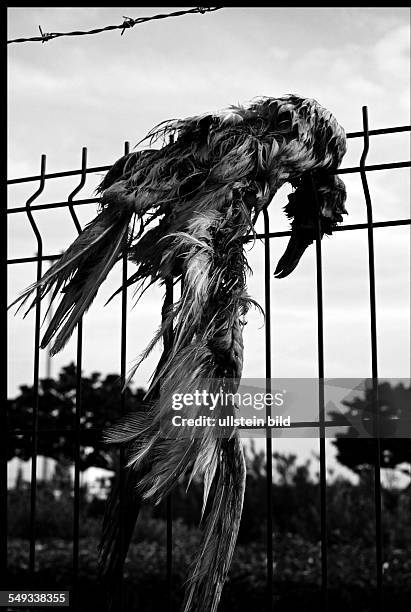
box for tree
[7,363,146,471]
[330,381,411,474]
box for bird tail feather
[183,436,246,612]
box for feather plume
[11,95,347,611]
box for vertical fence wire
[359,107,383,609]
[311,174,328,610]
[262,207,273,611]
[0,367,7,587]
[119,140,130,612]
[163,278,174,610]
[1,159,11,584]
[26,154,46,581]
[67,147,87,608]
[164,134,175,610]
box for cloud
[286,21,410,127]
[373,24,410,80]
[7,8,410,400]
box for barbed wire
[7,6,223,45]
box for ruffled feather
[10,94,347,612]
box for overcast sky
[7,7,410,479]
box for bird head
[274,172,347,278]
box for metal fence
[3,108,411,611]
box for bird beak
[274,230,314,278]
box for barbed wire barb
[8,6,223,45]
[38,25,55,44]
[120,17,135,37]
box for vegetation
[6,368,411,610]
[7,363,145,470]
[331,380,411,473]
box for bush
[7,483,102,540]
[7,530,411,612]
[7,448,411,610]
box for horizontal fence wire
[5,119,411,612]
[8,413,411,437]
[7,125,411,185]
[7,220,411,265]
[7,158,411,187]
